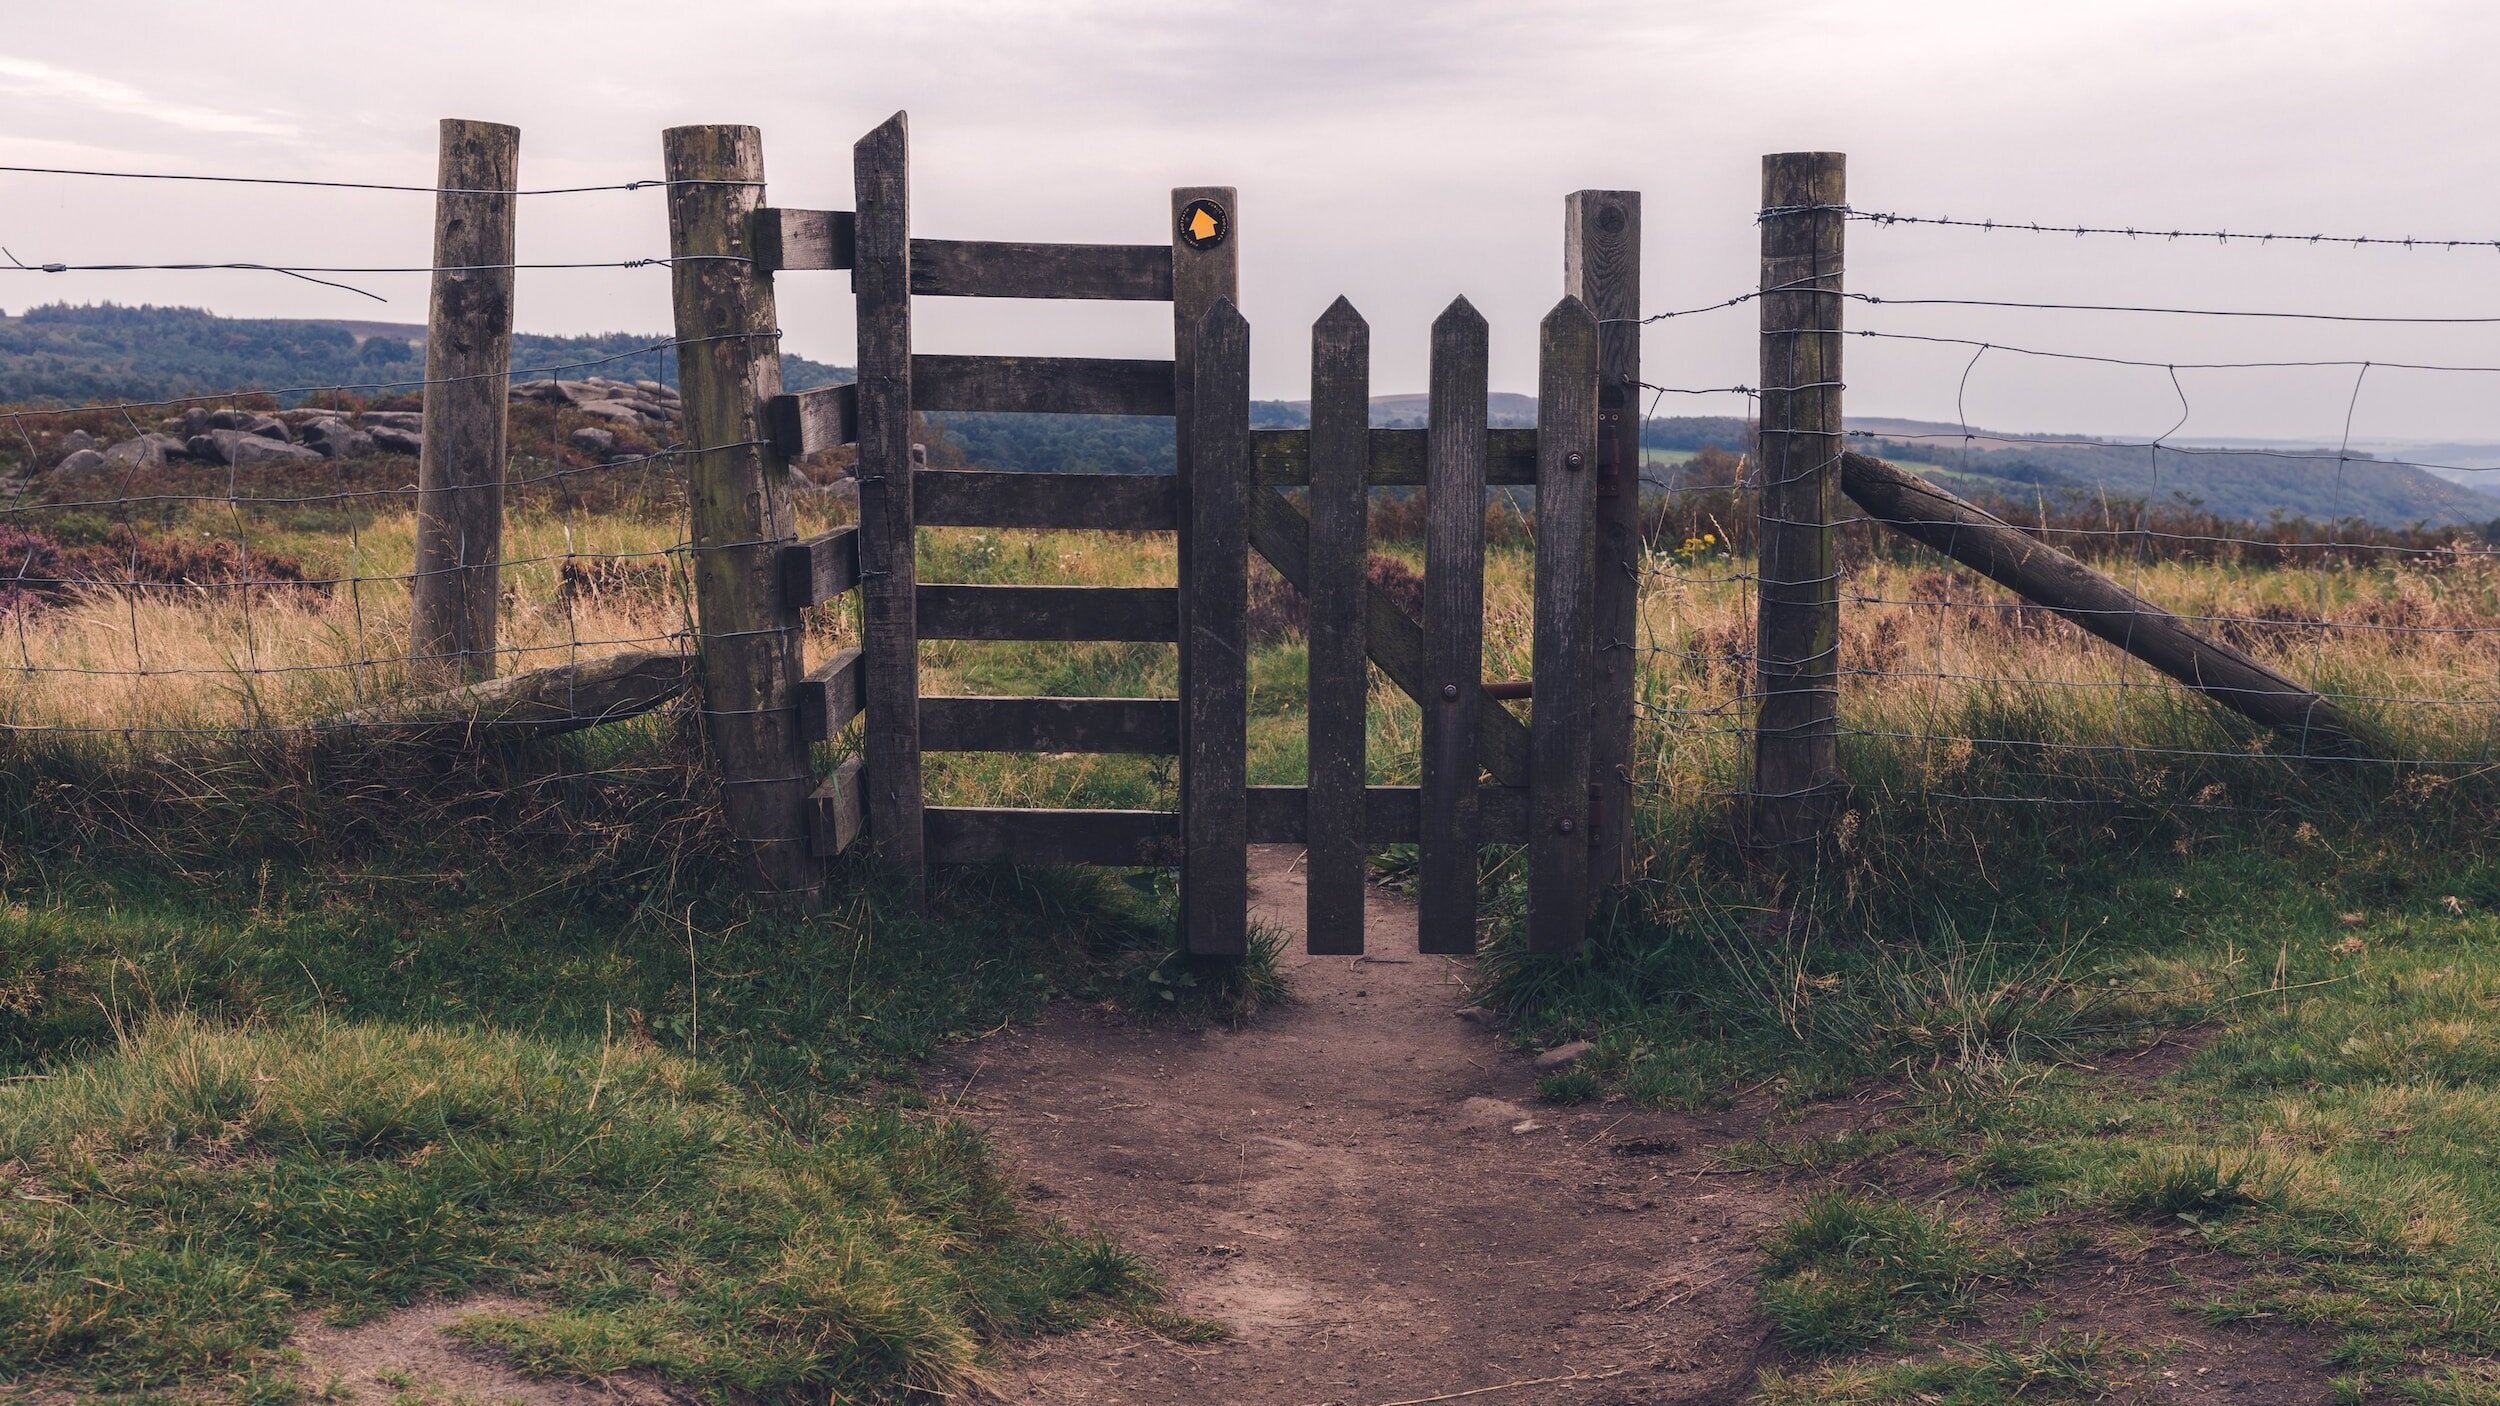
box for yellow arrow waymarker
[1189,208,1219,243]
[1178,198,1229,251]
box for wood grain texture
[915,469,1175,531]
[1754,152,1847,860]
[1246,786,1528,845]
[1528,297,1600,954]
[1566,189,1641,893]
[797,646,865,742]
[766,383,856,459]
[807,757,867,857]
[1253,427,1538,487]
[753,207,854,273]
[1419,297,1489,956]
[664,123,819,907]
[1840,451,2385,757]
[1304,297,1370,955]
[410,119,518,688]
[911,354,1176,416]
[921,696,1180,754]
[852,112,926,891]
[910,239,1173,300]
[1245,486,1533,784]
[1181,299,1251,957]
[780,525,859,607]
[925,807,1182,867]
[344,648,689,737]
[917,585,1178,641]
[1171,184,1237,951]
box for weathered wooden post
[1528,297,1600,952]
[1752,152,1846,860]
[1566,191,1640,896]
[1182,300,1251,957]
[409,118,517,687]
[1171,185,1239,953]
[662,124,820,909]
[1304,298,1370,955]
[1419,297,1489,955]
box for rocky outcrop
[187,430,324,468]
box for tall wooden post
[1528,297,1600,952]
[1182,300,1251,957]
[1565,190,1640,896]
[1303,298,1370,955]
[662,124,819,909]
[1171,186,1238,951]
[1419,297,1489,955]
[1752,153,1846,860]
[409,118,516,687]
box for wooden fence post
[1182,299,1251,957]
[1304,297,1370,955]
[1752,152,1846,861]
[1528,297,1599,953]
[853,113,927,899]
[1565,191,1640,896]
[409,118,517,688]
[1419,297,1489,955]
[662,124,820,909]
[1172,185,1238,947]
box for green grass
[1757,1193,2018,1353]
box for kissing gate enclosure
[661,113,1642,956]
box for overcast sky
[3,0,2496,444]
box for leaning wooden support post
[1566,190,1641,894]
[1419,297,1489,956]
[342,649,692,738]
[1182,299,1251,957]
[663,124,820,909]
[409,118,517,688]
[853,112,927,898]
[1304,297,1371,955]
[1840,451,2386,757]
[1753,152,1847,859]
[1528,297,1600,953]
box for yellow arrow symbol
[1189,208,1220,243]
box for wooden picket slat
[921,696,1179,754]
[766,383,856,459]
[1252,427,1538,487]
[926,807,1181,866]
[1418,297,1489,956]
[1304,297,1370,955]
[1568,189,1643,895]
[1180,298,1251,957]
[1528,298,1601,954]
[780,526,859,607]
[1246,786,1528,845]
[754,207,854,273]
[915,469,1176,531]
[910,240,1174,300]
[806,757,867,857]
[798,646,865,742]
[852,112,925,893]
[911,354,1176,416]
[917,585,1178,641]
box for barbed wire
[0,163,753,195]
[1787,204,2500,251]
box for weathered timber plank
[766,382,856,459]
[852,111,925,891]
[911,354,1176,416]
[917,585,1178,641]
[1181,298,1251,957]
[342,649,690,737]
[753,207,854,273]
[780,526,859,607]
[1253,427,1539,486]
[925,807,1182,866]
[920,696,1180,754]
[1305,297,1370,955]
[806,757,867,858]
[915,469,1176,531]
[1246,786,1529,845]
[798,646,865,742]
[1568,189,1642,894]
[909,239,1173,300]
[1171,184,1237,925]
[1418,297,1490,956]
[1528,297,1600,954]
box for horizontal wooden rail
[913,354,1177,417]
[780,525,860,607]
[338,649,690,738]
[917,584,1179,641]
[798,646,866,741]
[925,806,1182,866]
[921,695,1180,753]
[806,757,867,857]
[754,207,853,273]
[912,239,1172,300]
[916,468,1176,531]
[1254,427,1539,487]
[767,382,857,459]
[1246,786,1529,845]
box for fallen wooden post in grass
[340,649,692,738]
[1839,451,2385,758]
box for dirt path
[946,847,1787,1405]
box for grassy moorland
[5,399,2500,1400]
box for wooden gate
[668,112,1629,957]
